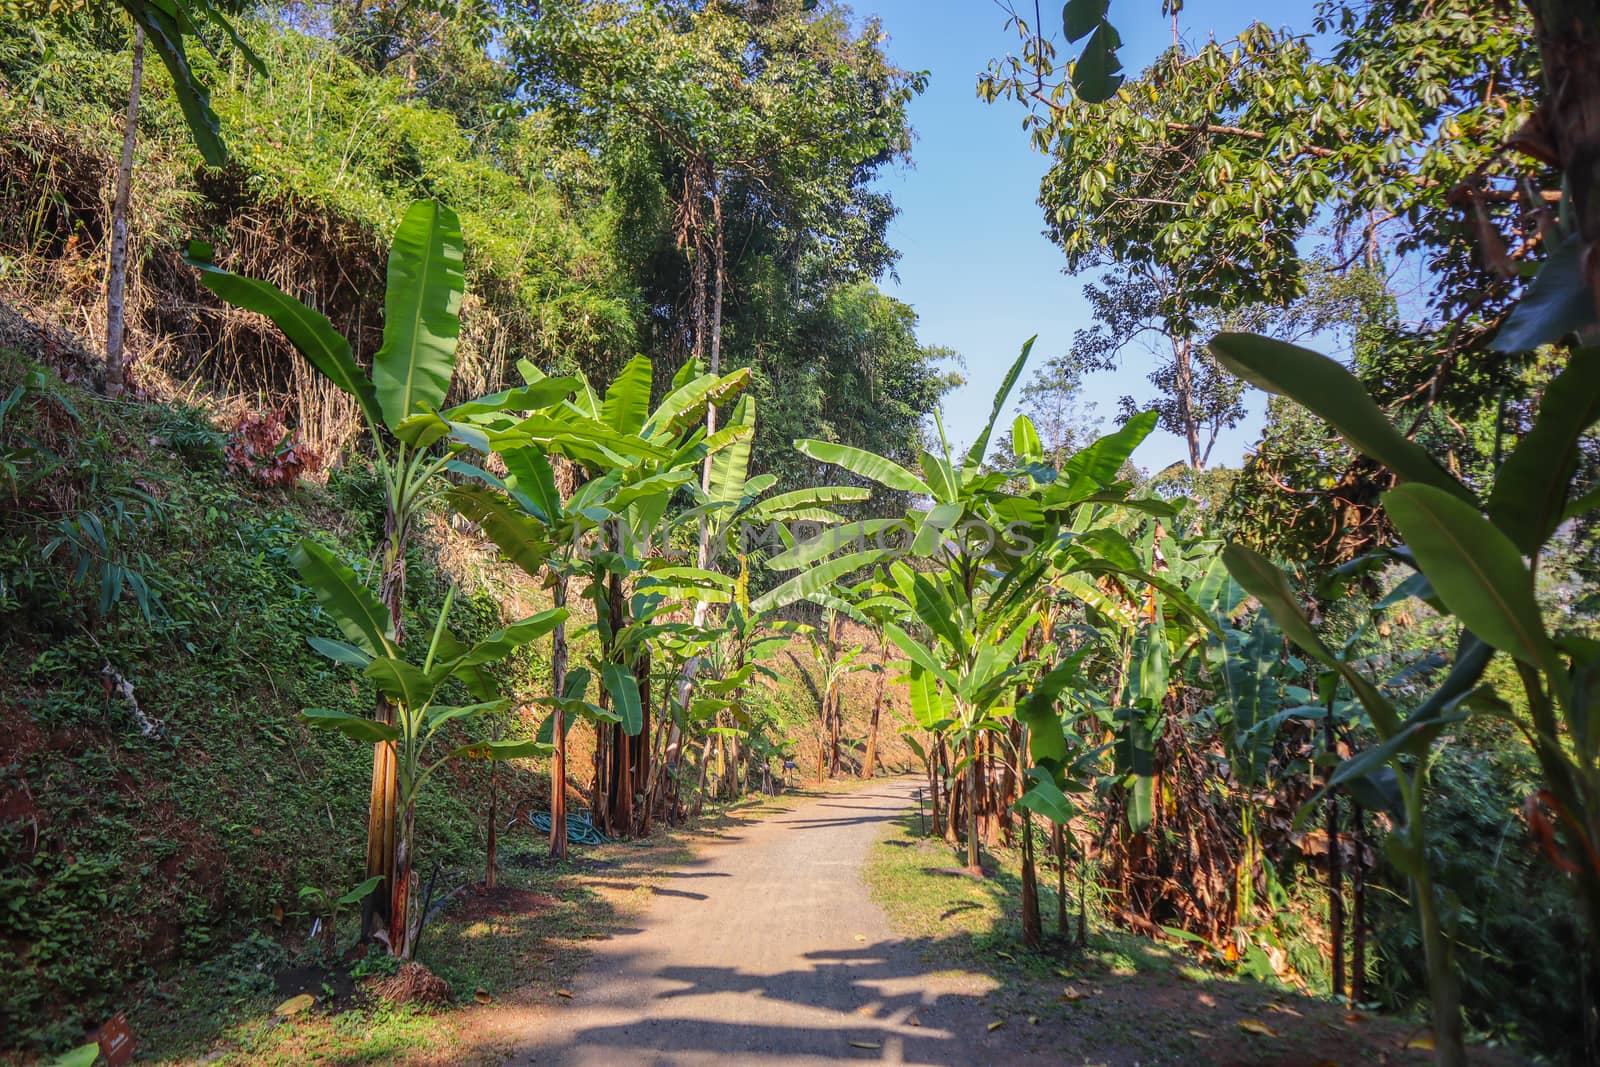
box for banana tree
[446,354,752,836]
[292,539,565,958]
[881,558,1044,872]
[1212,331,1600,1066]
[447,447,616,859]
[678,391,870,753]
[187,201,561,943]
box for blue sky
[860,0,1322,472]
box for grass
[862,807,1527,1067]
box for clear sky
[861,0,1323,472]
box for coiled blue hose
[528,810,610,846]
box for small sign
[97,1012,135,1067]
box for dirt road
[504,777,1050,1066]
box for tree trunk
[549,576,569,860]
[1352,801,1366,1002]
[1054,823,1068,936]
[709,179,725,379]
[1236,801,1258,925]
[674,178,727,792]
[862,638,887,778]
[829,688,842,777]
[395,799,417,958]
[1077,828,1088,946]
[366,505,409,950]
[1525,0,1600,313]
[941,738,959,846]
[693,734,714,817]
[485,760,498,890]
[1173,336,1203,470]
[1402,776,1466,1067]
[105,26,144,398]
[1021,808,1041,948]
[600,526,632,837]
[633,644,653,834]
[965,736,982,873]
[1325,703,1345,998]
[689,162,709,367]
[816,692,829,781]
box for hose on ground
[528,810,610,846]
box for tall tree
[103,23,144,399]
[983,0,1557,397]
[18,0,261,394]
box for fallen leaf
[987,1020,1005,1032]
[474,988,493,1004]
[1264,1002,1302,1017]
[1344,1012,1367,1025]
[995,950,1015,961]
[1060,985,1091,1002]
[275,994,315,1016]
[1237,1018,1278,1038]
[854,934,867,942]
[1187,1030,1211,1040]
[1028,1015,1039,1025]
[556,989,574,999]
[1197,993,1217,1008]
[1054,968,1073,979]
[906,1013,922,1027]
[849,1041,881,1050]
[1405,1033,1435,1051]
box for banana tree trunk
[1401,772,1465,1067]
[941,738,959,846]
[965,735,981,873]
[1352,800,1367,1001]
[105,25,143,398]
[1236,800,1258,926]
[485,756,499,890]
[367,506,409,949]
[693,733,714,817]
[862,640,887,778]
[395,798,417,958]
[1054,823,1068,935]
[829,689,842,777]
[549,577,569,860]
[600,530,632,837]
[633,644,653,835]
[1325,702,1344,997]
[1021,808,1041,947]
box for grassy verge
[864,806,1530,1066]
[132,779,882,1065]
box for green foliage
[0,356,534,1054]
[0,15,639,388]
[984,0,1543,357]
[1370,732,1587,1052]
